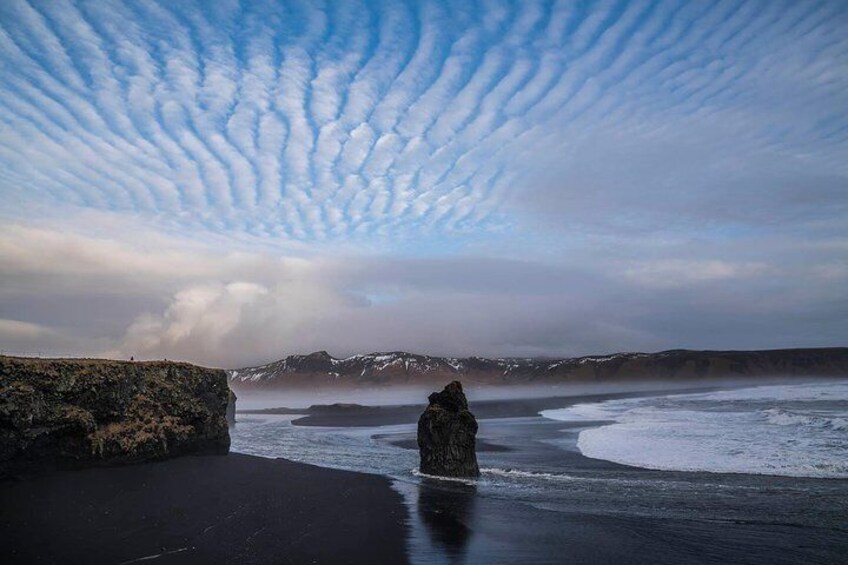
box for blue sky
[0,0,846,367]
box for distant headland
[229,347,848,389]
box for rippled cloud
[0,0,846,364]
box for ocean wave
[540,402,626,422]
[541,381,848,479]
[411,467,587,485]
[762,408,848,431]
[480,467,580,482]
[410,468,478,485]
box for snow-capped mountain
[227,348,848,389]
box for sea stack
[417,381,480,478]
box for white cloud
[1,221,846,367]
[623,260,771,289]
[1,1,844,242]
[0,318,52,340]
[0,2,846,364]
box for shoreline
[245,384,733,427]
[230,384,848,563]
[240,387,708,427]
[6,384,846,564]
[0,453,409,565]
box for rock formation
[0,356,232,476]
[417,381,479,478]
[227,389,237,427]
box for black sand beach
[0,453,409,565]
[407,477,848,565]
[5,387,846,564]
[231,387,848,564]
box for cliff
[229,347,848,389]
[0,356,231,476]
[227,389,237,427]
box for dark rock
[417,381,479,478]
[227,389,237,427]
[307,403,367,413]
[0,356,232,476]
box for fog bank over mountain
[2,223,846,368]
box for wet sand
[410,478,847,565]
[0,453,409,565]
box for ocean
[231,381,848,564]
[541,381,848,478]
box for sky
[0,0,846,368]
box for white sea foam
[480,467,579,482]
[541,382,848,478]
[411,468,478,485]
[761,408,848,431]
[540,402,623,422]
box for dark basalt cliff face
[230,347,848,389]
[418,381,479,478]
[227,390,237,427]
[0,356,231,476]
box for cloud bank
[1,223,844,368]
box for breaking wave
[761,408,848,431]
[541,382,848,479]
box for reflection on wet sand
[417,479,477,559]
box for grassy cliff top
[0,355,231,474]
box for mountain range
[228,347,848,389]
